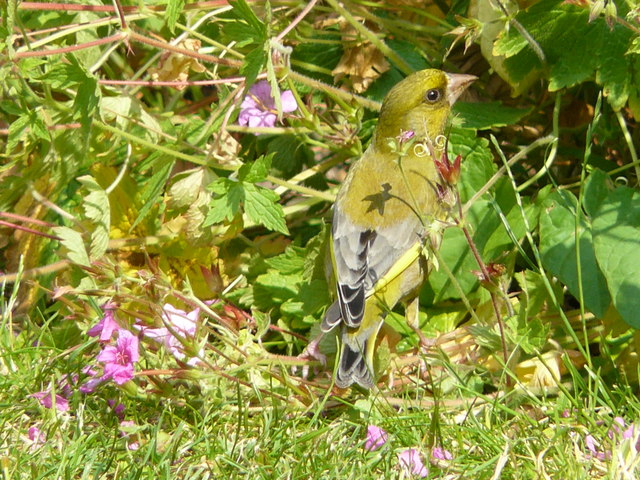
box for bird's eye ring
[425,89,441,103]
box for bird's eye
[425,89,441,103]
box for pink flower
[365,425,388,452]
[87,303,119,341]
[238,80,297,129]
[120,420,140,451]
[432,447,453,461]
[28,426,46,444]
[31,391,70,412]
[585,434,609,461]
[398,448,428,478]
[397,129,415,144]
[136,304,203,366]
[97,330,139,385]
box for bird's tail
[335,316,385,389]
[336,338,374,389]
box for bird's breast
[338,150,440,231]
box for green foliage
[2,0,640,476]
[492,0,640,113]
[206,155,289,234]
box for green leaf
[100,96,162,142]
[204,179,244,226]
[6,113,30,153]
[538,190,610,317]
[229,0,266,38]
[131,158,175,231]
[243,184,289,234]
[586,171,640,328]
[241,48,267,89]
[40,62,87,89]
[453,102,531,130]
[238,154,272,183]
[165,0,185,33]
[74,75,100,140]
[77,175,110,260]
[53,226,91,267]
[30,111,51,142]
[492,0,638,110]
[264,246,305,274]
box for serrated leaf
[492,0,638,110]
[165,0,184,33]
[204,179,244,226]
[40,62,87,89]
[241,48,267,90]
[229,0,266,37]
[6,114,30,153]
[237,154,272,183]
[100,96,161,141]
[53,226,91,266]
[264,246,305,274]
[77,175,110,259]
[30,111,51,142]
[453,101,531,130]
[243,184,289,234]
[75,75,100,139]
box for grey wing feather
[329,207,422,330]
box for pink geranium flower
[365,425,388,452]
[28,426,46,444]
[398,448,428,478]
[136,304,203,366]
[31,391,70,412]
[432,447,453,461]
[238,80,297,128]
[120,420,140,451]
[97,330,139,385]
[87,302,119,342]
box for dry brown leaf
[331,19,390,93]
[149,39,206,90]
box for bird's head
[373,69,476,153]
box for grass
[2,275,640,480]
[2,1,640,478]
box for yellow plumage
[321,69,476,388]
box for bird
[321,69,476,389]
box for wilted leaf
[77,175,110,260]
[53,226,91,267]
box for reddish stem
[14,32,126,59]
[0,220,61,240]
[0,211,56,228]
[99,77,246,87]
[18,1,231,13]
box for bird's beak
[446,73,477,105]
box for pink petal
[280,90,298,113]
[250,80,274,108]
[432,447,453,461]
[28,426,46,444]
[31,391,70,412]
[398,448,428,478]
[162,304,198,336]
[117,330,139,363]
[365,425,388,452]
[97,345,118,363]
[88,304,120,341]
[103,363,134,385]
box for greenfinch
[321,69,476,389]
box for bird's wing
[329,207,422,329]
